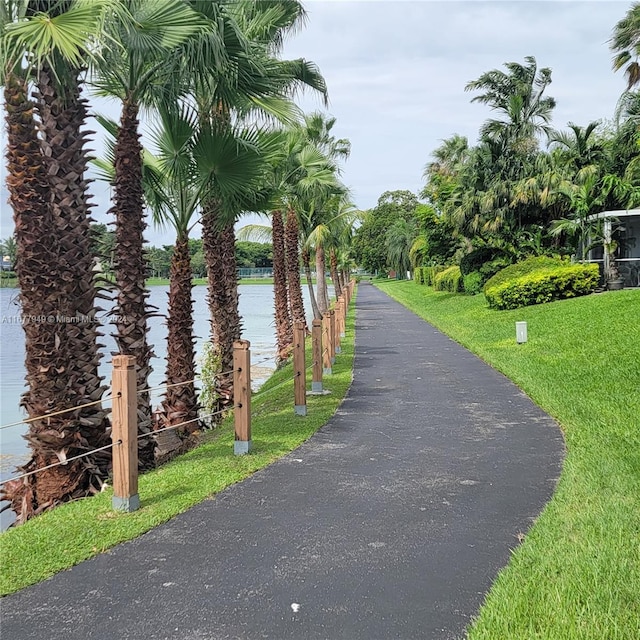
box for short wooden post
[334,302,342,354]
[233,340,252,455]
[293,322,307,415]
[330,308,338,360]
[311,318,323,393]
[111,355,139,512]
[339,295,346,337]
[322,313,333,375]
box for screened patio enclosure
[586,209,640,287]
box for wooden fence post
[330,309,338,361]
[233,340,252,455]
[293,322,307,416]
[334,301,342,354]
[339,294,346,337]
[111,355,139,512]
[322,313,333,375]
[311,318,323,393]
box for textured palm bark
[111,98,155,469]
[2,74,104,522]
[329,249,343,300]
[202,199,242,406]
[156,235,198,463]
[285,206,307,330]
[272,210,292,363]
[302,246,320,320]
[35,68,110,450]
[315,244,330,315]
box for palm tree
[611,3,640,89]
[93,0,201,467]
[385,218,417,279]
[547,121,604,170]
[171,0,327,396]
[236,215,293,364]
[2,0,112,522]
[465,56,556,145]
[141,105,205,460]
[271,209,293,362]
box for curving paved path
[2,283,564,640]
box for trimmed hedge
[434,265,463,293]
[484,259,600,310]
[424,265,445,286]
[414,267,426,284]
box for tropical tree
[93,0,202,467]
[465,56,556,145]
[611,3,640,89]
[172,0,327,394]
[140,105,208,460]
[352,190,419,273]
[385,218,417,279]
[1,0,113,521]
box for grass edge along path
[376,280,640,640]
[0,300,355,596]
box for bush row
[413,255,599,310]
[414,265,445,286]
[433,266,463,292]
[484,262,600,310]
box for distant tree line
[89,224,272,279]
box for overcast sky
[0,0,633,247]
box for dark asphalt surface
[2,283,565,640]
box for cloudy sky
[0,0,633,246]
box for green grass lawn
[376,280,640,640]
[0,305,355,596]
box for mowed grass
[376,280,640,640]
[0,303,355,596]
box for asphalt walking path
[2,283,564,640]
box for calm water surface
[0,283,321,529]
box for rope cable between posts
[137,379,198,395]
[0,394,121,431]
[138,408,230,439]
[0,441,120,486]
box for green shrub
[484,261,600,310]
[423,265,445,286]
[434,265,463,293]
[413,267,426,285]
[463,271,484,295]
[484,256,564,291]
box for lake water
[0,283,321,529]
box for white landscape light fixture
[516,321,528,344]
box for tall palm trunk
[35,66,110,449]
[329,248,343,300]
[302,246,320,319]
[111,97,155,469]
[157,234,198,462]
[2,73,104,522]
[285,206,306,330]
[315,243,330,315]
[272,209,292,363]
[202,199,242,405]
